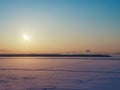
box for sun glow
[23,34,30,41]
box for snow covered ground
[0,57,120,90]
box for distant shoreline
[0,54,111,57]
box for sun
[23,34,30,41]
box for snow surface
[0,57,120,90]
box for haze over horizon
[0,0,120,54]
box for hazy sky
[0,0,120,54]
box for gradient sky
[0,0,120,54]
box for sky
[0,0,120,54]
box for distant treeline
[0,54,111,57]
